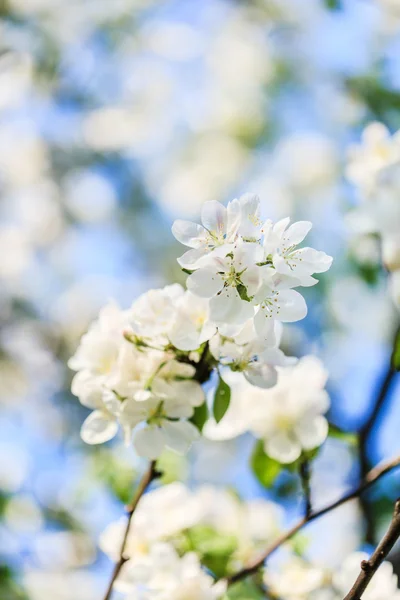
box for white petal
[177,247,209,269]
[226,198,242,240]
[175,380,205,407]
[238,193,261,238]
[296,248,333,274]
[245,363,278,389]
[169,317,200,351]
[162,420,200,454]
[187,269,223,298]
[241,266,262,295]
[120,398,152,426]
[294,415,328,451]
[275,289,307,322]
[172,219,207,248]
[199,320,217,344]
[201,200,227,234]
[273,217,290,237]
[71,371,104,409]
[163,397,194,418]
[134,426,166,459]
[265,433,302,464]
[80,410,118,445]
[209,288,253,324]
[254,308,276,341]
[272,254,294,277]
[284,221,312,245]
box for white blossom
[263,557,326,600]
[173,195,332,332]
[332,552,400,600]
[168,291,216,351]
[262,217,333,287]
[210,320,295,389]
[128,284,185,344]
[206,356,330,464]
[100,483,200,561]
[346,122,400,196]
[69,296,204,457]
[118,542,227,600]
[191,486,283,567]
[68,301,126,375]
[100,482,283,574]
[186,239,263,325]
[249,356,330,463]
[172,199,242,269]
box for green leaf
[324,0,341,9]
[328,423,358,446]
[190,401,209,432]
[251,440,282,488]
[392,329,400,371]
[185,524,237,578]
[291,533,310,556]
[213,375,231,423]
[226,579,265,599]
[182,268,194,275]
[236,283,252,302]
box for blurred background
[1,0,400,598]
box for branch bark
[227,454,400,586]
[102,461,159,600]
[343,498,400,600]
[358,325,399,543]
[299,459,312,518]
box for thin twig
[343,498,400,600]
[299,459,312,518]
[102,461,159,600]
[227,454,400,586]
[358,325,400,543]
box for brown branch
[358,325,399,543]
[227,454,400,586]
[343,497,400,600]
[299,459,312,518]
[102,461,159,600]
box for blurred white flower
[273,133,339,192]
[206,356,330,464]
[249,356,330,463]
[0,52,32,110]
[346,122,400,196]
[62,169,117,223]
[332,552,400,600]
[24,570,98,600]
[264,556,326,600]
[119,543,226,599]
[100,482,200,561]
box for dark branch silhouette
[343,498,400,599]
[227,454,400,586]
[102,461,159,600]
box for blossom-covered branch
[102,461,159,600]
[227,454,400,586]
[343,498,400,600]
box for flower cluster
[173,194,332,338]
[69,194,332,460]
[100,481,283,596]
[69,295,205,459]
[264,552,400,600]
[205,356,330,464]
[119,543,227,600]
[346,123,400,308]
